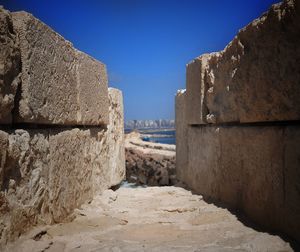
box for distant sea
[125,129,176,145]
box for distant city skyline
[3,0,279,120]
[125,119,175,129]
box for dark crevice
[110,183,122,191]
[1,158,21,191]
[282,127,286,204]
[11,77,22,124]
[32,230,47,241]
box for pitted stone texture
[76,50,109,125]
[187,0,300,124]
[11,11,108,126]
[107,88,125,186]
[48,128,109,222]
[0,7,21,124]
[182,125,300,241]
[0,128,111,247]
[175,90,188,181]
[0,129,50,247]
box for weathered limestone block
[48,128,109,222]
[187,0,300,124]
[11,11,109,126]
[175,90,188,181]
[183,125,300,241]
[0,7,20,124]
[107,88,125,186]
[0,128,111,246]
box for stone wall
[0,7,125,247]
[176,0,300,242]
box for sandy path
[5,186,292,252]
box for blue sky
[2,0,279,120]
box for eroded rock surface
[4,186,293,252]
[125,132,176,186]
[0,128,108,245]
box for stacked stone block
[176,0,300,242]
[0,7,125,246]
[11,11,109,125]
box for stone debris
[125,132,176,186]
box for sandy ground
[4,186,293,252]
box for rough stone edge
[175,89,188,181]
[186,0,300,125]
[107,87,126,187]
